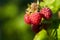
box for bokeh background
[0,0,35,40]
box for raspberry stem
[34,0,40,4]
[37,0,40,5]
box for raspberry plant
[24,0,60,40]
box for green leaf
[40,0,60,13]
[33,29,49,40]
[57,24,60,40]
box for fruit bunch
[24,2,52,33]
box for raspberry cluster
[24,2,52,33]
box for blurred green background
[0,0,35,40]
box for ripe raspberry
[31,24,42,33]
[30,12,42,25]
[40,7,52,20]
[24,13,31,24]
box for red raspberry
[24,13,31,24]
[30,12,42,25]
[31,24,42,33]
[40,7,52,20]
